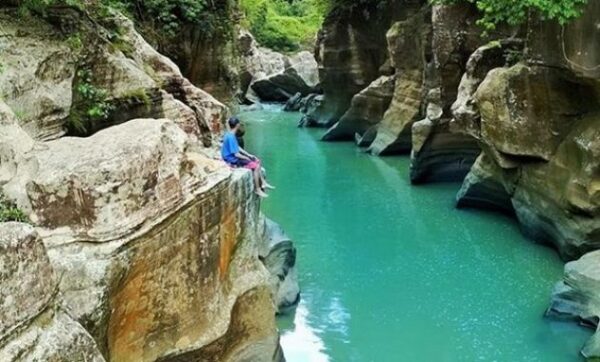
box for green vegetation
[68,69,114,134]
[432,0,588,32]
[0,194,28,223]
[240,0,330,52]
[17,0,230,37]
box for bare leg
[256,160,275,190]
[253,168,268,197]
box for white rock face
[289,51,320,88]
[239,30,320,102]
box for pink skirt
[244,160,260,170]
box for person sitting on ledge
[221,117,275,198]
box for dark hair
[228,117,240,129]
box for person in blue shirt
[221,117,274,198]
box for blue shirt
[221,132,240,164]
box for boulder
[547,250,600,359]
[475,64,595,163]
[251,67,314,102]
[238,30,288,102]
[0,222,104,362]
[289,51,320,88]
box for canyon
[1,0,599,360]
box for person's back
[221,131,240,165]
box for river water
[240,105,591,362]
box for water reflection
[280,301,330,362]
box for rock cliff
[456,0,600,260]
[0,5,298,362]
[314,0,599,260]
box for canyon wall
[0,5,297,361]
[314,0,599,357]
[314,0,599,260]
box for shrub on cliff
[0,194,28,223]
[431,0,588,32]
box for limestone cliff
[0,5,298,362]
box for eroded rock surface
[369,7,431,155]
[456,0,600,259]
[0,9,227,141]
[322,75,394,142]
[316,0,409,127]
[0,222,105,362]
[259,218,300,314]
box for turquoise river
[240,105,592,362]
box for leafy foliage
[240,0,329,52]
[0,194,28,223]
[431,0,588,32]
[68,69,114,134]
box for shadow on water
[238,105,592,362]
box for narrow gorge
[0,0,599,361]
